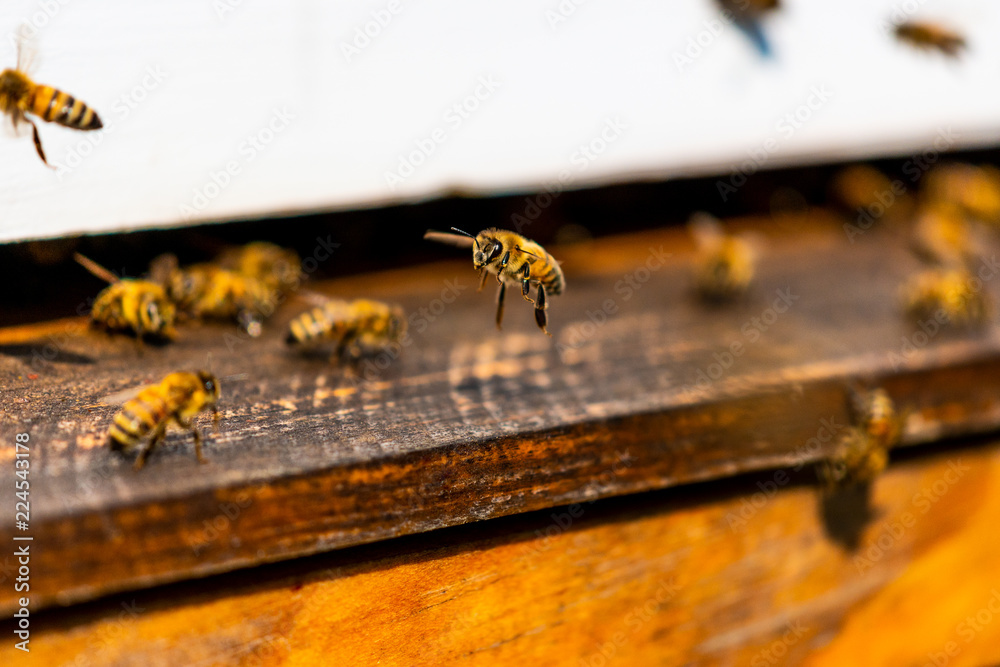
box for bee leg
[520,263,535,304]
[497,252,510,286]
[27,118,53,169]
[334,330,360,362]
[477,269,489,292]
[534,284,551,337]
[495,281,507,331]
[134,422,168,471]
[177,417,208,464]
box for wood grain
[3,217,1000,613]
[11,440,1000,666]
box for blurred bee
[902,268,991,327]
[0,37,102,166]
[216,241,302,294]
[819,388,902,488]
[151,254,276,337]
[923,164,1000,226]
[285,298,406,360]
[107,371,220,470]
[910,202,984,268]
[894,21,966,57]
[829,165,912,226]
[75,253,177,342]
[689,214,759,302]
[424,227,564,335]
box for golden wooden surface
[11,440,1000,667]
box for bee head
[473,233,503,270]
[196,371,220,404]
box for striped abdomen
[532,252,564,295]
[285,300,357,347]
[108,388,170,452]
[29,85,102,130]
[286,300,404,351]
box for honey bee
[107,371,220,470]
[894,21,966,57]
[75,253,177,341]
[902,268,991,327]
[910,202,984,268]
[0,38,102,166]
[424,227,564,335]
[923,164,1000,226]
[829,165,912,226]
[819,388,902,488]
[285,298,406,359]
[216,241,303,294]
[689,214,758,302]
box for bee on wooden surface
[107,371,220,470]
[923,164,1000,226]
[689,214,759,302]
[424,227,564,335]
[285,298,406,360]
[75,253,177,342]
[819,388,902,488]
[216,241,303,294]
[894,21,966,57]
[902,268,991,328]
[0,37,102,166]
[829,165,912,226]
[910,202,984,268]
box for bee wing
[14,26,39,74]
[148,253,179,284]
[423,231,475,249]
[96,383,151,406]
[290,288,338,307]
[74,253,120,284]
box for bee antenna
[450,227,478,250]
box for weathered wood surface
[10,440,1000,666]
[2,216,1000,613]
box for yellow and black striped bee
[894,21,966,57]
[0,39,102,166]
[285,298,406,359]
[902,268,991,328]
[689,214,758,302]
[75,253,177,342]
[216,241,303,294]
[107,371,220,470]
[424,227,564,335]
[910,202,984,268]
[923,164,1000,226]
[819,388,903,488]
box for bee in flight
[893,21,966,57]
[106,371,220,470]
[0,37,102,166]
[216,241,303,294]
[424,227,564,335]
[75,253,177,342]
[901,268,991,328]
[688,214,759,302]
[819,388,903,488]
[285,298,406,360]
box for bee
[910,202,984,268]
[75,253,177,341]
[923,164,1000,226]
[902,268,991,327]
[819,388,902,488]
[424,227,564,335]
[829,165,912,226]
[894,21,966,57]
[689,214,758,302]
[285,298,406,359]
[216,241,302,294]
[107,371,220,470]
[0,37,102,166]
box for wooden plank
[2,217,1000,613]
[11,440,1000,666]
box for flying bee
[424,227,564,335]
[285,298,406,360]
[923,164,1000,226]
[151,255,275,337]
[689,214,759,302]
[216,241,303,294]
[75,253,177,342]
[902,268,991,328]
[894,21,966,57]
[818,388,903,488]
[0,37,102,166]
[106,371,220,470]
